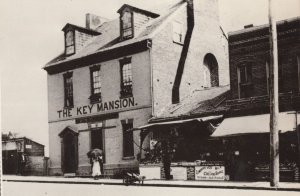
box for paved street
[2,181,300,196]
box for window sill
[122,156,135,160]
[89,94,102,104]
[173,40,184,46]
[240,83,253,86]
[120,95,133,99]
[64,106,74,110]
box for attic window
[65,30,75,55]
[121,10,133,39]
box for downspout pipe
[172,0,195,104]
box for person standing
[98,155,104,175]
[19,153,26,175]
[92,156,101,180]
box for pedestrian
[19,152,26,175]
[92,156,101,180]
[98,154,104,174]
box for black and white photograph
[1,0,300,195]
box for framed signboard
[195,162,225,181]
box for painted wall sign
[57,97,137,118]
[195,163,225,181]
[25,144,32,149]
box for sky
[1,0,299,156]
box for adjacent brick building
[212,17,300,182]
[44,0,228,176]
[137,17,300,182]
[227,16,300,115]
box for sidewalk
[2,175,300,192]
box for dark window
[91,128,103,150]
[122,120,134,158]
[239,65,252,84]
[238,64,252,98]
[266,62,270,95]
[89,65,101,103]
[298,56,300,92]
[121,11,133,39]
[63,72,74,108]
[65,30,75,55]
[203,54,219,88]
[120,58,133,97]
[91,128,105,162]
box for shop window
[238,63,253,98]
[89,65,101,103]
[203,53,219,88]
[63,72,74,108]
[121,10,133,40]
[65,30,75,55]
[122,120,134,158]
[120,58,133,98]
[173,21,184,44]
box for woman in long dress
[92,157,101,179]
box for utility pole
[295,111,300,180]
[268,0,280,187]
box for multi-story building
[138,17,300,182]
[43,0,228,176]
[211,16,300,182]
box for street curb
[3,179,300,192]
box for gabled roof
[117,4,160,18]
[150,85,230,123]
[58,126,78,137]
[44,1,186,72]
[2,137,45,147]
[62,23,101,35]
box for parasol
[87,148,103,159]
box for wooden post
[296,112,300,179]
[268,0,280,187]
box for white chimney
[86,13,108,30]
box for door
[2,150,18,174]
[63,132,77,173]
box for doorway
[59,127,78,174]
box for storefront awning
[138,115,223,130]
[211,112,299,137]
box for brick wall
[229,18,300,100]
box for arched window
[203,54,219,88]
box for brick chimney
[86,13,108,30]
